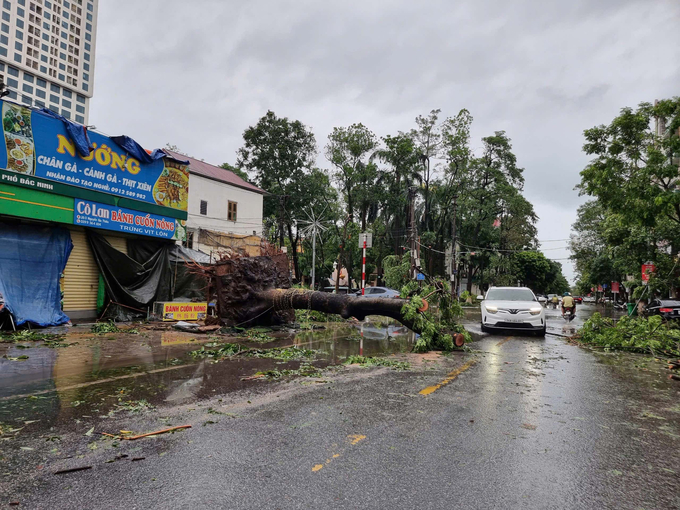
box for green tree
[580,98,680,232]
[237,111,317,280]
[325,124,380,230]
[220,162,250,183]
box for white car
[481,287,546,337]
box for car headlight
[530,307,542,315]
[485,305,498,314]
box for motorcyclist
[551,295,559,308]
[562,292,576,317]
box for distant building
[0,0,98,124]
[165,150,266,258]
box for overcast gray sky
[90,0,680,282]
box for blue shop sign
[0,100,189,213]
[74,200,179,239]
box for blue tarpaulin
[0,224,73,327]
[110,136,190,165]
[38,108,93,157]
[110,135,168,165]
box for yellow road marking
[311,436,365,472]
[419,359,477,396]
[0,190,15,195]
[496,336,512,347]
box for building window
[76,93,84,103]
[36,88,45,98]
[6,77,18,88]
[228,201,237,221]
[75,114,83,123]
[8,65,18,77]
[200,200,208,216]
[22,83,32,94]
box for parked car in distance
[356,286,401,298]
[573,296,583,304]
[647,299,680,319]
[582,296,596,303]
[481,286,546,337]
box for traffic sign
[611,282,620,293]
[416,273,425,281]
[359,232,372,249]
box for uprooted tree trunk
[250,289,421,333]
[207,254,422,332]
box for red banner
[611,282,620,293]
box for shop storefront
[0,99,189,324]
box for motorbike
[562,307,576,322]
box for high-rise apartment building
[0,0,97,124]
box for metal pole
[362,234,367,295]
[311,223,317,290]
[409,187,417,279]
[451,194,458,298]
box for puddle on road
[0,320,416,429]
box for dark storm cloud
[91,0,680,280]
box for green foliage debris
[189,343,242,359]
[295,309,345,324]
[343,355,410,370]
[255,363,323,379]
[400,281,471,352]
[245,347,317,361]
[243,330,274,343]
[91,321,120,334]
[576,313,680,357]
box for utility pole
[408,187,417,279]
[451,194,458,299]
[335,217,350,294]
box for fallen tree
[191,254,468,351]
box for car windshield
[485,289,536,301]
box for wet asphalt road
[1,306,680,509]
